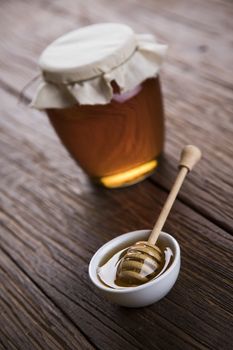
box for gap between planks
[148,177,233,236]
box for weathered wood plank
[0,113,232,349]
[1,0,233,349]
[0,0,232,231]
[1,189,233,350]
[0,249,96,350]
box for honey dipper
[116,145,202,287]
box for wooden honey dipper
[116,145,202,287]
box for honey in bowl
[97,243,173,289]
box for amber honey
[47,77,164,188]
[97,243,173,289]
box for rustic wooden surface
[0,0,233,349]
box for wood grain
[0,0,233,349]
[0,249,95,350]
[0,0,232,232]
[1,119,233,349]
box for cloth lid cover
[32,23,167,108]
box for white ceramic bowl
[89,229,181,307]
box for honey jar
[32,23,167,188]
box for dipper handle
[148,145,202,245]
[179,145,202,172]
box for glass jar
[47,77,164,188]
[32,23,167,188]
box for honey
[47,77,164,188]
[97,243,173,289]
[32,23,167,188]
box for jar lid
[32,23,167,108]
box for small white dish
[89,229,181,307]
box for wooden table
[0,1,233,349]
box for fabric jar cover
[31,23,167,109]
